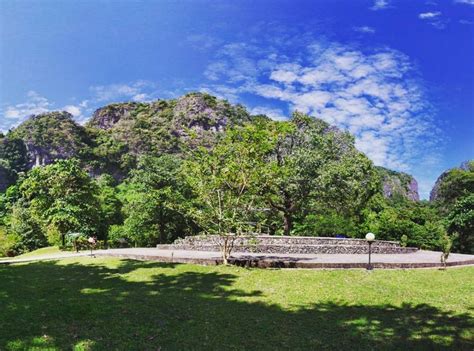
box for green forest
[0,93,472,256]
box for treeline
[0,104,472,256]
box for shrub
[9,204,47,253]
[0,226,18,257]
[292,213,358,237]
[107,225,130,248]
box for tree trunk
[283,213,292,236]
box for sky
[0,0,473,198]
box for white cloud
[249,106,288,121]
[1,91,52,130]
[0,80,159,132]
[201,37,442,198]
[270,69,300,84]
[63,105,82,117]
[354,26,376,34]
[419,12,441,19]
[370,0,390,10]
[455,0,474,5]
[90,81,157,102]
[418,11,448,29]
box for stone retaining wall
[163,235,418,254]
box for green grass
[0,246,87,261]
[14,246,62,258]
[0,258,473,350]
[0,247,63,261]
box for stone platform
[158,235,418,254]
[95,248,474,269]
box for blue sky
[0,0,473,198]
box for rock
[88,102,144,130]
[377,166,420,201]
[8,111,91,169]
[430,161,473,201]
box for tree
[260,112,379,235]
[0,137,29,174]
[436,162,474,213]
[9,200,47,253]
[360,196,447,250]
[0,137,28,192]
[117,155,197,246]
[184,124,269,263]
[18,159,101,246]
[447,194,474,254]
[95,174,123,238]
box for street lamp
[365,233,375,270]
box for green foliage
[95,174,122,235]
[18,159,101,245]
[184,124,270,262]
[9,111,91,164]
[117,155,197,246]
[86,93,252,177]
[360,197,447,250]
[184,123,270,236]
[2,94,471,254]
[257,112,379,235]
[0,226,18,257]
[436,162,474,212]
[293,213,358,237]
[9,202,47,254]
[0,136,28,174]
[446,194,474,254]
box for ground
[0,257,473,350]
[0,246,62,260]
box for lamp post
[88,236,96,257]
[365,233,375,271]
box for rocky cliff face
[377,167,420,201]
[88,102,142,130]
[82,92,254,178]
[9,111,91,169]
[87,92,252,155]
[430,161,473,201]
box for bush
[9,204,47,253]
[293,213,358,237]
[107,225,131,248]
[0,226,18,257]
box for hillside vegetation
[0,93,472,256]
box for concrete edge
[96,252,474,270]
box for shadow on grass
[0,260,472,350]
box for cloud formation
[0,91,52,130]
[370,0,390,10]
[455,0,474,5]
[200,36,442,197]
[354,26,376,34]
[90,81,158,102]
[249,106,287,121]
[419,12,441,19]
[418,11,448,29]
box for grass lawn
[0,257,472,350]
[4,246,63,259]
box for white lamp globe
[365,233,375,242]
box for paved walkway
[2,248,473,269]
[95,248,474,269]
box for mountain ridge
[1,92,424,200]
